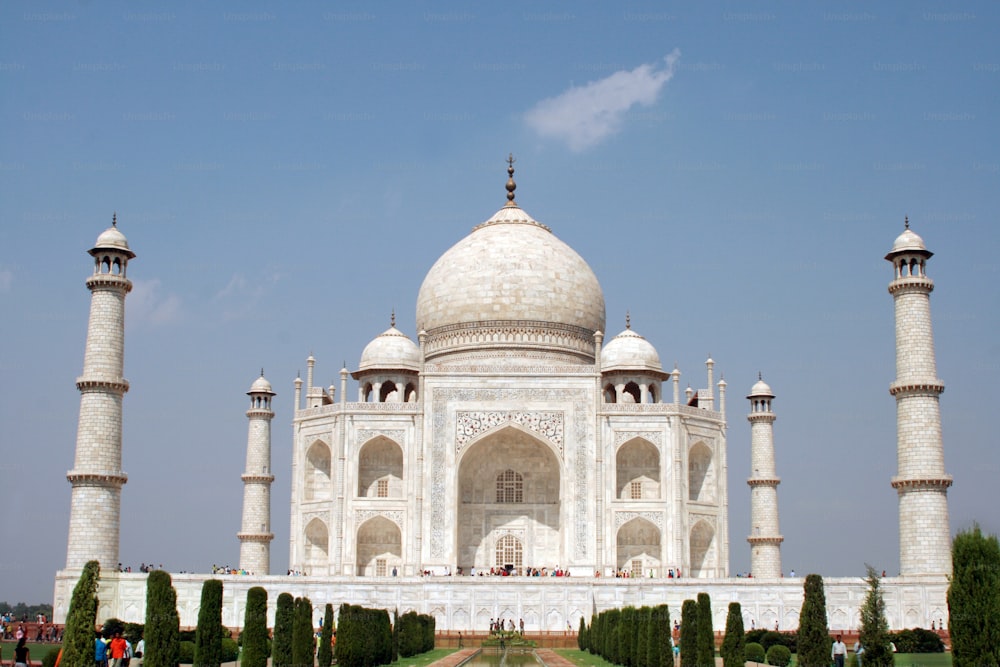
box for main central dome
[416,173,606,363]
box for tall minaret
[886,219,952,576]
[65,216,134,569]
[238,371,275,574]
[747,374,783,578]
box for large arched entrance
[616,517,662,576]
[457,425,560,573]
[356,516,402,576]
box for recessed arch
[304,517,329,567]
[616,437,660,499]
[305,440,331,501]
[356,516,401,576]
[379,381,399,402]
[616,517,661,575]
[456,425,560,574]
[603,383,617,403]
[689,519,715,577]
[623,381,640,403]
[358,436,403,498]
[688,441,715,502]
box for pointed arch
[305,440,331,501]
[379,381,399,402]
[358,436,403,498]
[356,515,402,576]
[616,517,661,575]
[495,534,523,574]
[603,383,617,403]
[689,519,715,577]
[623,381,640,403]
[304,517,329,566]
[688,441,715,502]
[616,437,660,499]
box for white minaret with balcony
[65,215,134,570]
[238,371,275,574]
[886,218,952,576]
[747,374,783,578]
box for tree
[651,604,672,667]
[859,566,892,667]
[272,593,294,667]
[720,602,745,667]
[61,561,100,667]
[696,593,714,667]
[636,607,650,667]
[193,580,223,667]
[796,574,830,667]
[144,570,180,667]
[578,616,587,651]
[680,599,698,667]
[317,604,333,667]
[241,588,269,667]
[948,523,1000,667]
[292,597,314,667]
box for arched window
[603,383,617,403]
[495,469,523,503]
[623,382,641,403]
[495,534,523,574]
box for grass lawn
[1,641,61,662]
[553,648,620,667]
[388,647,458,667]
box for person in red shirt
[109,632,128,667]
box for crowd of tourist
[212,564,255,575]
[1,620,62,642]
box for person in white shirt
[854,640,864,667]
[831,635,847,667]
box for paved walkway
[425,648,480,667]
[534,649,577,667]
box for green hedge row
[580,605,671,667]
[395,611,435,657]
[334,604,395,667]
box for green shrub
[949,524,1000,667]
[178,641,195,664]
[219,638,239,663]
[721,602,745,667]
[797,574,831,667]
[680,600,698,667]
[124,623,145,645]
[745,642,766,664]
[765,644,791,666]
[317,604,334,667]
[697,593,714,667]
[62,561,100,667]
[291,597,314,667]
[272,593,294,667]
[103,618,125,638]
[42,647,62,667]
[144,570,180,667]
[888,628,945,653]
[241,588,269,667]
[193,579,224,667]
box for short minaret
[886,218,952,576]
[747,374,783,578]
[65,215,134,570]
[238,371,275,575]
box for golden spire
[505,153,517,207]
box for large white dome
[415,202,606,363]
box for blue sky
[1,1,998,603]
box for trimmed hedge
[745,642,766,664]
[888,628,945,653]
[240,587,269,667]
[335,604,398,667]
[765,644,791,666]
[396,610,435,657]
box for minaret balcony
[889,380,945,397]
[891,475,953,491]
[241,473,275,483]
[888,276,934,295]
[76,377,130,393]
[747,535,784,546]
[747,477,780,487]
[67,470,128,486]
[237,532,274,543]
[85,274,133,292]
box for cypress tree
[578,616,587,651]
[144,570,180,667]
[720,602,745,667]
[193,579,223,667]
[696,593,714,667]
[272,593,294,667]
[859,566,892,667]
[333,605,354,667]
[948,524,1000,667]
[620,606,636,667]
[652,604,672,667]
[241,588,269,667]
[292,597,314,667]
[316,604,334,667]
[61,560,100,667]
[680,600,698,667]
[796,574,830,667]
[635,607,650,667]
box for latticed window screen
[376,559,387,576]
[496,469,524,503]
[377,479,389,498]
[631,559,643,577]
[630,480,642,499]
[495,534,523,574]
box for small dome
[885,220,932,260]
[249,374,274,394]
[748,377,773,398]
[602,327,662,373]
[91,218,136,258]
[358,326,420,372]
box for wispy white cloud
[129,278,182,328]
[524,49,681,151]
[212,271,285,321]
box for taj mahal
[54,161,952,632]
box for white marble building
[287,166,729,580]
[54,166,953,633]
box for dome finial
[904,215,909,229]
[260,367,264,377]
[625,310,631,329]
[758,370,763,381]
[505,153,517,207]
[391,309,396,328]
[112,212,117,227]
